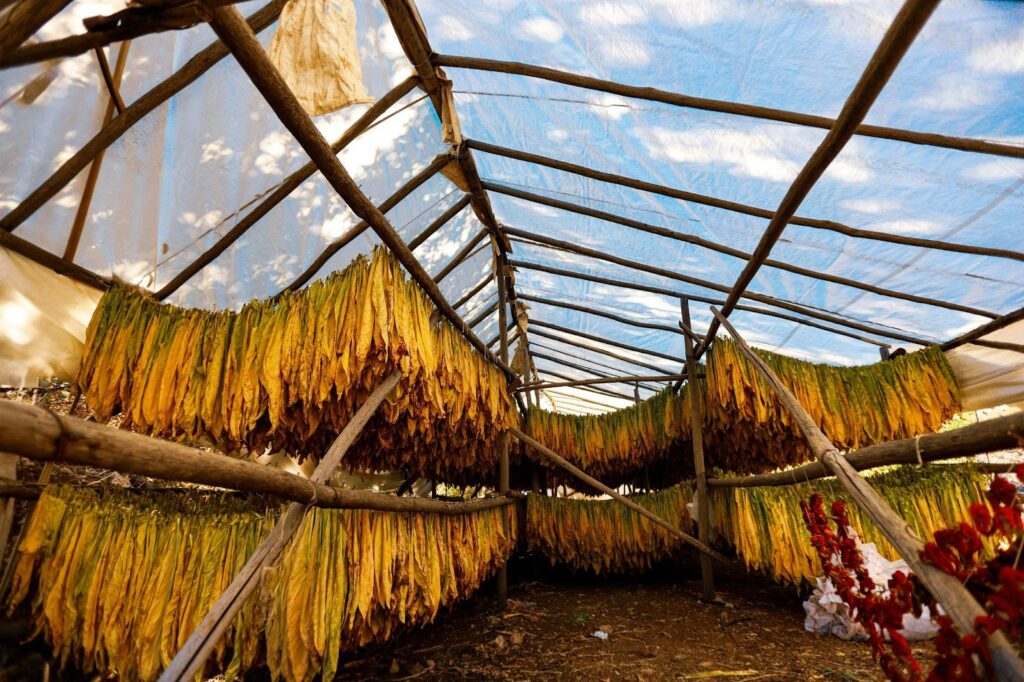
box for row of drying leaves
[801,465,1024,681]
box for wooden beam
[156,75,422,299]
[0,0,288,234]
[64,41,132,261]
[407,194,472,250]
[0,0,71,59]
[468,139,1024,264]
[0,400,515,514]
[466,299,498,328]
[518,293,683,336]
[708,305,1024,678]
[493,236,511,609]
[941,306,1024,351]
[93,45,126,114]
[490,183,996,320]
[162,370,402,680]
[434,55,1024,162]
[511,427,728,563]
[537,368,639,401]
[700,0,943,356]
[682,298,714,601]
[532,339,665,379]
[531,319,682,364]
[508,235,933,346]
[0,230,111,290]
[516,373,687,392]
[529,351,661,392]
[710,412,1024,488]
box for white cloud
[599,39,651,68]
[867,219,942,235]
[969,27,1024,74]
[434,15,474,42]
[840,198,901,214]
[547,128,569,142]
[589,94,631,121]
[647,0,744,27]
[912,74,996,112]
[962,159,1024,183]
[517,17,564,43]
[578,3,645,27]
[639,125,801,183]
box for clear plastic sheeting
[1,1,1022,412]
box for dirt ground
[331,563,933,682]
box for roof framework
[0,0,1022,414]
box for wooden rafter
[528,327,676,375]
[516,373,687,393]
[529,351,661,392]
[531,319,681,364]
[204,5,510,377]
[0,0,72,59]
[434,54,1024,162]
[512,259,898,347]
[518,293,683,336]
[506,231,934,345]
[468,139,1024,264]
[699,0,943,356]
[490,182,997,320]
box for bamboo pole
[699,0,944,356]
[710,411,1024,488]
[508,239,931,346]
[0,0,288,234]
[64,41,131,261]
[708,306,1024,680]
[0,400,514,515]
[511,428,728,563]
[274,155,450,297]
[492,183,996,320]
[515,373,687,392]
[682,298,714,601]
[468,139,1024,264]
[160,371,402,681]
[433,56,1024,162]
[156,75,423,299]
[205,6,510,377]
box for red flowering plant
[801,463,1024,681]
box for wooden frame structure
[3,0,1024,675]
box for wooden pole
[682,298,714,601]
[529,328,679,375]
[941,306,1024,352]
[510,427,728,563]
[537,368,645,402]
[92,45,126,113]
[532,339,668,381]
[206,6,511,377]
[433,228,488,283]
[710,411,1024,488]
[156,76,423,299]
[493,184,996,320]
[161,371,402,681]
[467,300,498,329]
[493,237,511,609]
[508,242,932,346]
[708,306,1024,680]
[515,373,687,392]
[434,55,1024,162]
[468,139,1024,264]
[0,400,515,515]
[0,0,71,59]
[64,41,131,261]
[0,0,288,234]
[0,230,111,290]
[699,0,943,356]
[518,293,684,336]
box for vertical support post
[682,297,715,601]
[879,345,891,361]
[493,238,511,608]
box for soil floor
[330,563,935,682]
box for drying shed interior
[1,0,1024,679]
